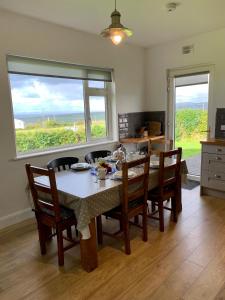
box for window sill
[12,139,118,161]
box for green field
[175,138,201,159]
[175,108,207,159]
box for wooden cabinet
[201,139,225,198]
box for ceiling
[0,0,225,47]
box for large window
[7,56,113,155]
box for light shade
[101,9,133,45]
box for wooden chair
[97,155,150,255]
[85,150,111,164]
[149,138,173,155]
[47,157,79,171]
[148,148,182,232]
[25,164,79,266]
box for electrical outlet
[221,125,225,131]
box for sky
[176,83,209,103]
[9,74,105,115]
[9,74,208,116]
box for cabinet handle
[217,148,222,152]
[216,156,222,160]
[214,174,221,179]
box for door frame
[167,64,215,180]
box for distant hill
[15,112,105,125]
[176,102,208,110]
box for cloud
[176,84,208,103]
[89,97,105,112]
[9,73,84,101]
[9,74,105,114]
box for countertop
[200,138,225,146]
[120,135,165,144]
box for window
[7,56,113,155]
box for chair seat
[148,186,175,201]
[104,198,144,216]
[40,205,75,220]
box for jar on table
[115,159,123,171]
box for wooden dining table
[35,157,187,272]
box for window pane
[9,74,86,154]
[88,80,105,89]
[89,96,107,138]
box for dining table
[35,156,188,272]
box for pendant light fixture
[101,0,133,45]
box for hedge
[175,109,207,141]
[16,123,106,153]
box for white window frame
[7,57,114,157]
[84,81,113,143]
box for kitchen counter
[200,138,225,199]
[120,135,165,144]
[200,138,225,146]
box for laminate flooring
[1,187,225,300]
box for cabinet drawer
[201,171,225,191]
[202,144,225,154]
[202,153,225,172]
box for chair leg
[151,202,156,213]
[66,227,72,239]
[37,221,47,255]
[142,206,148,242]
[96,215,103,245]
[158,201,164,232]
[177,175,182,212]
[123,217,131,255]
[43,226,52,241]
[56,226,64,266]
[134,215,139,225]
[172,196,177,223]
[119,219,123,231]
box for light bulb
[110,34,123,45]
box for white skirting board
[0,208,34,230]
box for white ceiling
[0,0,225,47]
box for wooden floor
[1,187,225,300]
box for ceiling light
[101,0,133,45]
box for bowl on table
[71,163,91,171]
[112,170,137,180]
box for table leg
[80,218,98,272]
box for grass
[175,138,202,159]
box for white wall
[3,9,225,229]
[0,10,146,227]
[145,27,225,136]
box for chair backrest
[121,155,150,214]
[149,139,173,155]
[47,157,79,172]
[25,164,61,222]
[85,150,111,164]
[158,148,182,194]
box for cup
[143,130,148,137]
[97,167,107,180]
